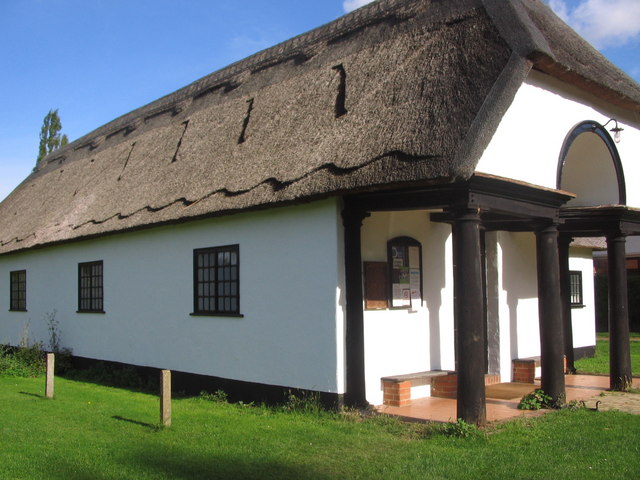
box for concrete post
[45,353,55,399]
[161,370,172,427]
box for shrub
[0,344,45,377]
[45,310,73,374]
[198,390,229,403]
[428,419,482,439]
[518,389,553,410]
[282,390,324,414]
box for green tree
[37,109,69,164]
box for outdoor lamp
[603,118,624,143]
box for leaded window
[569,270,583,307]
[78,261,104,312]
[193,245,239,315]
[10,270,26,311]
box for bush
[0,344,45,377]
[198,390,228,403]
[282,390,324,415]
[425,419,482,439]
[518,389,553,410]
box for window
[78,261,104,313]
[193,245,240,315]
[10,270,26,311]
[569,270,583,307]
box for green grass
[575,338,640,375]
[596,332,640,339]
[2,376,640,479]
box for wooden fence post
[161,370,171,427]
[45,353,55,398]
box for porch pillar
[558,235,575,373]
[606,234,632,391]
[535,224,566,406]
[342,206,370,407]
[452,209,486,425]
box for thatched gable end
[1,0,639,255]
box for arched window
[556,120,626,206]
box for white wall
[569,248,597,349]
[495,232,540,380]
[360,210,454,405]
[0,198,346,394]
[477,70,640,208]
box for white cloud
[343,0,375,13]
[547,0,640,48]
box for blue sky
[1,0,638,201]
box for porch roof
[347,173,575,232]
[559,206,640,238]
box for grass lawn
[575,337,640,375]
[2,376,640,479]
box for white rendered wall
[360,211,454,406]
[496,232,541,380]
[0,198,346,394]
[569,248,597,349]
[477,70,640,208]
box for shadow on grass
[19,391,44,399]
[125,446,334,480]
[112,415,160,431]
[42,445,333,480]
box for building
[2,0,640,424]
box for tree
[37,109,69,164]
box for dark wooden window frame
[78,260,105,313]
[192,244,242,317]
[569,270,584,308]
[9,270,27,312]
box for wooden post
[536,224,566,406]
[452,209,487,425]
[342,206,370,408]
[45,353,55,398]
[161,370,172,427]
[607,234,632,391]
[558,235,576,373]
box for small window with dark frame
[10,270,27,311]
[193,245,240,315]
[569,270,584,307]
[78,261,104,313]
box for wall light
[603,118,624,143]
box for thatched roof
[2,0,639,255]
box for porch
[377,374,640,423]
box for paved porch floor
[377,375,640,423]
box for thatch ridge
[1,0,640,255]
[486,0,640,112]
